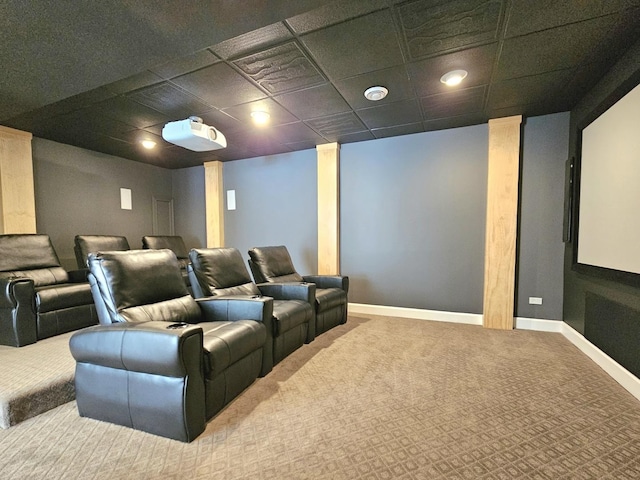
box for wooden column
[316,143,340,275]
[0,126,36,233]
[483,115,522,330]
[204,160,224,248]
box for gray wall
[32,137,172,269]
[516,112,569,320]
[223,150,318,274]
[171,165,206,250]
[341,125,488,314]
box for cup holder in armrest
[166,322,189,329]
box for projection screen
[577,83,640,275]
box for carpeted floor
[1,315,639,479]
[0,331,76,429]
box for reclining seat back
[87,249,200,325]
[189,247,260,298]
[0,234,69,285]
[0,234,98,346]
[247,245,304,284]
[142,235,192,290]
[74,235,130,269]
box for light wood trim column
[0,126,36,233]
[483,115,522,330]
[316,143,340,275]
[204,160,224,248]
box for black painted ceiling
[2,0,639,169]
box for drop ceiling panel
[233,42,326,94]
[171,63,267,108]
[420,86,486,120]
[211,23,293,59]
[300,9,404,80]
[495,14,621,80]
[333,65,415,110]
[222,98,299,126]
[397,0,504,60]
[408,43,497,97]
[274,84,352,120]
[356,99,423,129]
[126,83,212,119]
[286,0,389,34]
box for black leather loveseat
[0,234,98,347]
[70,249,273,442]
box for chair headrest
[142,235,189,259]
[247,246,303,282]
[189,247,253,289]
[88,249,188,312]
[0,234,61,272]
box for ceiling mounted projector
[162,116,227,151]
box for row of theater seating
[71,245,348,442]
[0,234,189,347]
[1,233,349,441]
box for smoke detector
[364,86,388,101]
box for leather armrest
[69,321,203,377]
[196,295,273,323]
[302,275,349,293]
[256,282,316,304]
[0,276,34,308]
[0,277,37,346]
[67,269,88,283]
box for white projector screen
[577,83,640,275]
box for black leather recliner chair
[0,234,98,347]
[69,249,273,442]
[142,235,191,290]
[248,245,349,336]
[73,234,130,269]
[188,247,315,366]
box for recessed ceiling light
[141,139,156,149]
[251,111,270,126]
[364,86,388,101]
[440,70,468,87]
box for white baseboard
[348,303,482,325]
[349,303,640,402]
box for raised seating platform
[0,331,76,429]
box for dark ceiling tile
[372,122,424,139]
[495,14,620,80]
[397,0,504,60]
[210,22,292,59]
[300,9,403,80]
[420,85,486,120]
[149,49,220,79]
[211,144,255,162]
[233,42,325,94]
[268,121,326,144]
[171,63,267,109]
[422,112,488,132]
[333,65,415,109]
[104,71,165,95]
[274,83,351,119]
[408,43,497,97]
[284,140,321,151]
[356,99,423,129]
[197,109,246,134]
[505,0,628,38]
[286,0,389,34]
[334,130,376,144]
[305,112,367,140]
[487,69,575,111]
[222,98,298,127]
[93,96,171,129]
[126,82,212,118]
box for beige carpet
[1,315,639,479]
